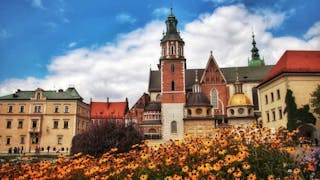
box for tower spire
[234,67,243,94]
[248,32,265,67]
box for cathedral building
[131,9,273,141]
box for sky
[0,0,319,106]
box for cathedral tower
[160,9,186,141]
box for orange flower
[247,173,256,180]
[147,162,156,169]
[164,176,173,180]
[233,169,242,178]
[173,174,183,180]
[267,175,275,180]
[213,163,221,171]
[225,154,235,164]
[285,147,295,154]
[140,174,148,180]
[188,170,199,180]
[227,167,235,174]
[207,175,217,180]
[293,168,300,175]
[182,166,189,173]
[242,162,250,170]
[219,139,228,147]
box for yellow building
[258,50,320,131]
[0,87,90,154]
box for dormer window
[36,92,41,100]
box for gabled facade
[90,98,129,126]
[0,87,90,154]
[132,10,273,142]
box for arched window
[156,94,161,102]
[171,121,177,133]
[148,128,156,133]
[211,89,218,109]
[36,93,41,100]
[170,45,175,55]
[171,64,175,73]
[171,81,175,91]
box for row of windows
[266,107,283,122]
[4,119,69,129]
[5,119,38,129]
[0,135,64,145]
[162,45,183,57]
[187,108,211,116]
[265,89,281,104]
[6,104,70,113]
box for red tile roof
[91,101,128,119]
[259,50,320,86]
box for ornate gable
[200,52,226,85]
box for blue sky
[0,0,319,103]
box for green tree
[310,84,320,116]
[284,89,298,130]
[296,104,316,125]
[71,122,143,157]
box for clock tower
[160,9,186,140]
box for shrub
[71,122,143,157]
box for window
[53,120,59,129]
[187,109,192,116]
[36,92,41,99]
[266,111,270,122]
[171,121,177,133]
[32,120,37,128]
[20,136,25,144]
[57,136,63,145]
[20,105,25,113]
[171,81,175,91]
[63,120,69,129]
[171,64,175,73]
[265,95,268,104]
[8,105,13,113]
[207,108,211,116]
[230,109,235,115]
[64,106,69,113]
[31,135,39,144]
[6,137,11,145]
[18,120,23,129]
[278,108,283,119]
[196,108,202,115]
[277,89,280,100]
[54,106,59,113]
[271,92,274,102]
[272,109,276,121]
[211,89,218,109]
[6,120,12,129]
[170,45,175,55]
[34,105,41,113]
[238,108,244,114]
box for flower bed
[0,125,318,179]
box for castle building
[258,51,320,132]
[132,9,273,141]
[90,98,129,126]
[0,87,90,154]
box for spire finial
[170,7,173,15]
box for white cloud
[0,29,11,39]
[29,0,45,9]
[68,42,77,48]
[1,4,319,107]
[115,13,137,24]
[153,7,170,18]
[304,21,320,39]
